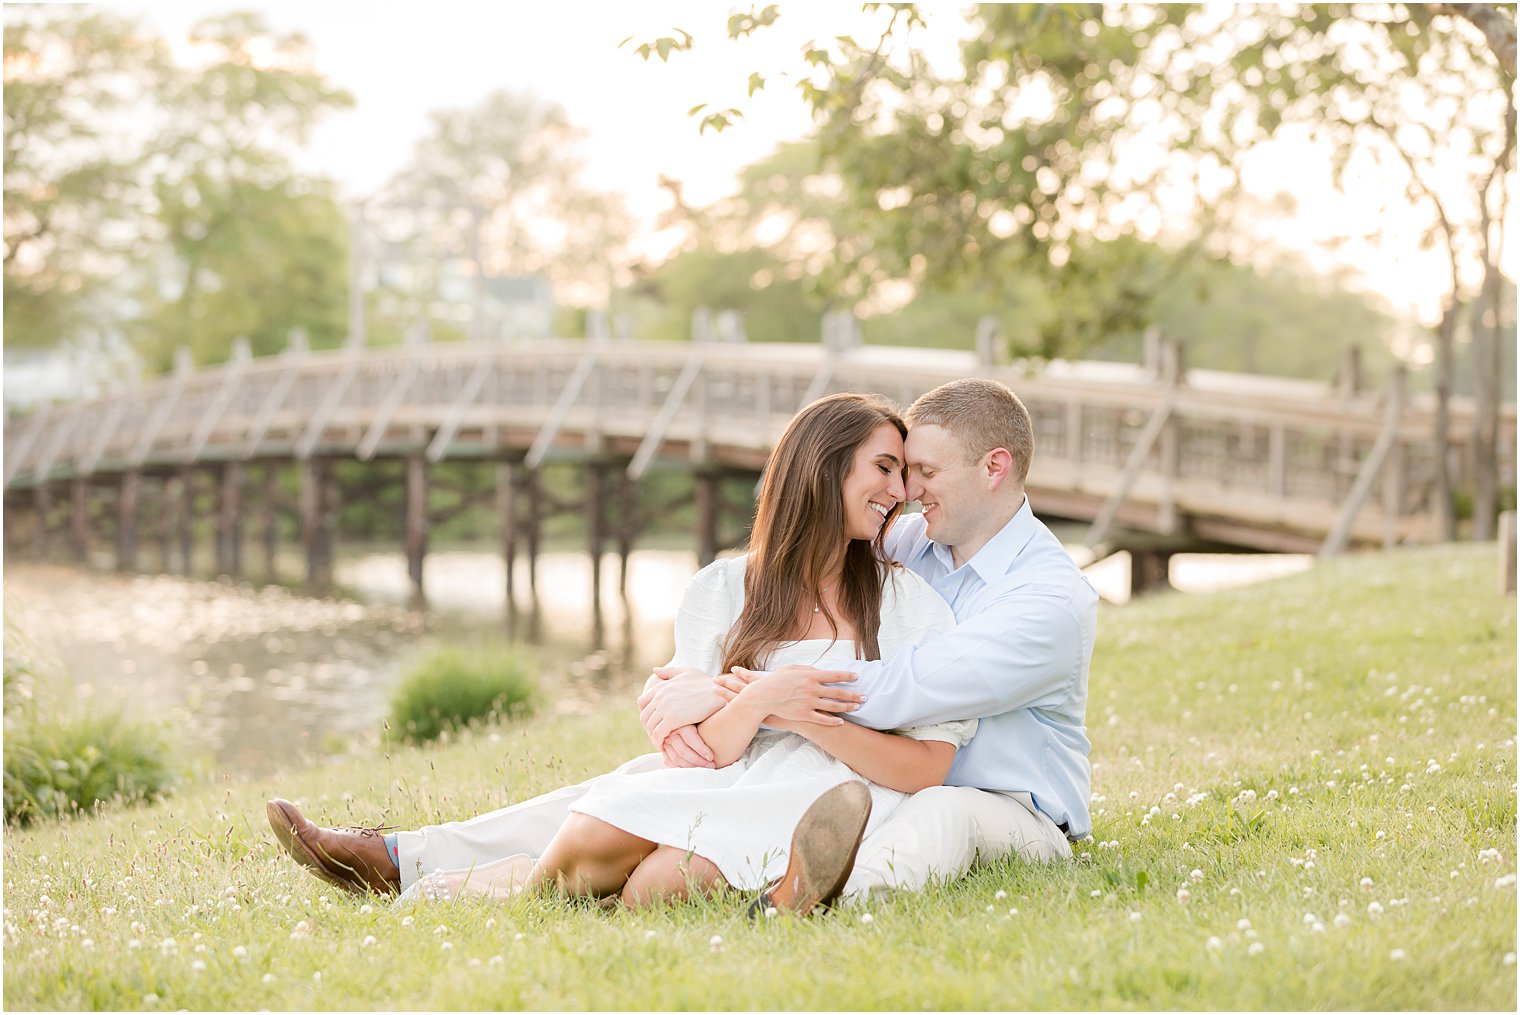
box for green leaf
[748,72,766,97]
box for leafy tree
[640,2,1515,535]
[373,89,634,339]
[131,13,353,369]
[3,6,163,348]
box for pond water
[2,544,1311,778]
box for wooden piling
[405,454,428,605]
[216,462,244,579]
[116,471,139,571]
[616,466,636,595]
[70,478,90,562]
[1128,549,1171,597]
[261,464,280,583]
[33,482,51,558]
[586,460,608,637]
[696,470,720,568]
[497,458,519,610]
[525,465,542,598]
[175,467,194,575]
[301,458,338,593]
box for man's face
[904,423,989,548]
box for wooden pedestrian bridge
[4,336,1512,601]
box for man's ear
[984,448,1015,489]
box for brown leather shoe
[754,781,872,917]
[266,798,401,896]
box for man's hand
[660,726,715,769]
[727,664,864,725]
[637,666,723,753]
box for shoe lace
[339,822,399,837]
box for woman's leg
[526,812,659,899]
[620,845,728,907]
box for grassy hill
[3,544,1515,1010]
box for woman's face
[840,422,908,541]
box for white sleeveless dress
[568,555,974,891]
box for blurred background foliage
[4,3,1513,389]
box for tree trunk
[1434,301,1460,541]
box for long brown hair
[720,392,906,672]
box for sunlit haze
[113,2,1519,326]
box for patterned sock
[384,833,400,868]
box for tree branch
[1437,3,1517,76]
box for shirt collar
[930,496,1038,582]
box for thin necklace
[813,582,835,613]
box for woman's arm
[768,717,954,792]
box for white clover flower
[1496,874,1517,888]
[233,945,248,958]
[860,913,873,925]
[1190,869,1204,883]
[490,955,505,965]
[1504,953,1516,966]
[1248,942,1265,957]
[191,959,207,972]
[359,904,373,915]
[1237,918,1251,930]
[362,936,377,948]
[262,973,276,985]
[1390,949,1408,961]
[440,941,452,951]
[1205,936,1223,952]
[1129,911,1141,923]
[1176,888,1191,905]
[1368,901,1384,917]
[1333,914,1351,929]
[709,934,725,952]
[994,890,1007,901]
[1360,877,1374,891]
[401,916,414,927]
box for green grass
[3,544,1515,1010]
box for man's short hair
[907,378,1034,485]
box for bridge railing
[4,339,1514,552]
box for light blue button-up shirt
[840,498,1098,839]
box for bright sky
[110,2,1516,330]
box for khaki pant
[393,753,1071,898]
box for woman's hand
[729,664,866,725]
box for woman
[402,393,971,908]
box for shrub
[4,708,177,826]
[388,641,539,743]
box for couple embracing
[269,378,1097,913]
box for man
[269,378,1096,906]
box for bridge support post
[301,458,338,594]
[529,467,546,599]
[174,467,195,575]
[70,478,90,563]
[497,458,519,611]
[695,470,721,568]
[586,459,610,640]
[617,466,637,595]
[261,464,281,583]
[1129,550,1172,597]
[405,455,428,606]
[216,462,244,580]
[115,471,140,572]
[33,482,52,559]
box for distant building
[3,335,141,413]
[371,243,555,342]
